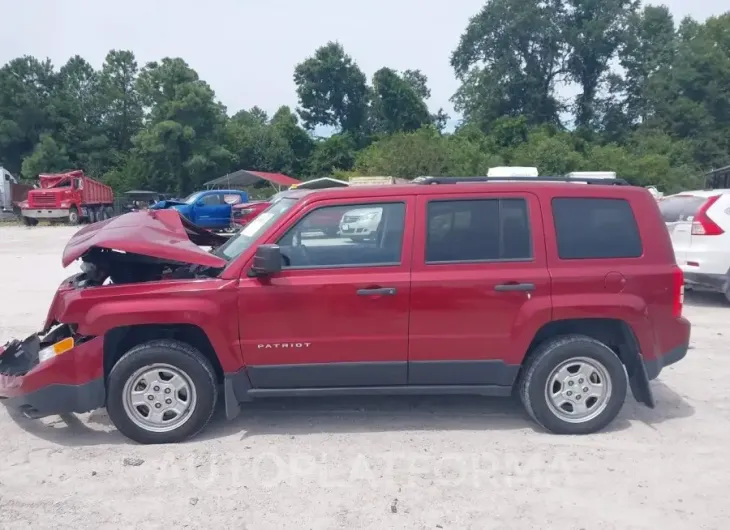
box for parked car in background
[152,189,248,230]
[660,189,730,301]
[20,170,114,226]
[0,174,689,444]
[339,207,382,240]
[0,167,33,216]
[232,200,275,227]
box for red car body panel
[62,209,227,268]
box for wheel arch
[522,317,653,407]
[103,324,224,385]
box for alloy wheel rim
[122,363,197,433]
[544,356,612,424]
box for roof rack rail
[412,176,631,186]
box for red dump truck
[20,170,114,226]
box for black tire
[22,216,38,227]
[106,340,218,444]
[68,207,80,225]
[519,335,627,435]
[105,206,115,219]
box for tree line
[1,1,729,195]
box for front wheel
[106,340,218,444]
[22,216,38,227]
[519,335,627,435]
[68,207,80,225]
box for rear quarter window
[552,197,642,259]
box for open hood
[62,209,228,268]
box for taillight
[672,265,684,318]
[691,195,724,235]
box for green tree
[131,58,234,194]
[451,0,567,130]
[0,56,56,174]
[21,133,72,179]
[96,50,144,158]
[564,0,638,129]
[370,67,432,134]
[294,42,369,133]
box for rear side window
[552,198,642,259]
[426,198,532,262]
[658,195,707,222]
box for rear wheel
[106,340,218,444]
[519,335,627,435]
[68,207,80,225]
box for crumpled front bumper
[0,329,105,418]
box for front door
[407,192,551,387]
[196,193,230,228]
[238,197,415,388]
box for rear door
[408,192,551,386]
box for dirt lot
[1,225,729,529]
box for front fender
[57,280,242,372]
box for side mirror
[196,200,205,207]
[250,244,282,276]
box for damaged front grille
[0,324,74,376]
[0,334,40,376]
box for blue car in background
[151,189,249,230]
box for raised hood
[62,209,228,268]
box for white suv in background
[339,207,383,241]
[660,189,730,301]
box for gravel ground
[1,224,729,529]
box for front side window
[277,202,406,269]
[552,197,642,259]
[426,198,532,263]
[201,193,222,206]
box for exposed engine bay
[76,247,225,287]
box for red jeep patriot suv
[0,175,690,444]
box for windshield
[215,198,298,261]
[183,192,203,204]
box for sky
[0,0,727,125]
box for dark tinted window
[426,198,532,262]
[552,198,642,259]
[658,195,706,223]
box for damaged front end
[0,324,75,378]
[0,324,105,418]
[1,209,230,418]
[64,209,231,287]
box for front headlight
[38,337,75,363]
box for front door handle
[494,283,536,292]
[357,287,397,296]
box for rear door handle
[494,283,536,292]
[357,287,397,296]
